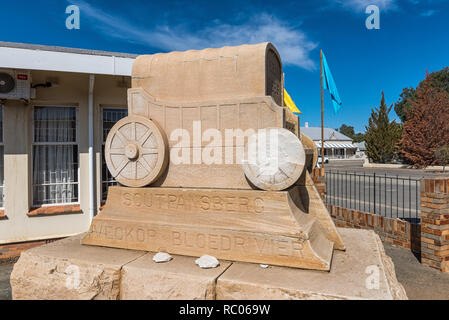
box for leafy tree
[337,124,365,143]
[394,87,417,123]
[395,67,449,122]
[338,124,355,138]
[435,145,449,172]
[400,77,449,167]
[365,91,402,163]
[352,133,366,143]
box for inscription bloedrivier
[121,190,265,213]
[88,224,305,258]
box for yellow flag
[284,89,302,115]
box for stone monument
[10,43,407,300]
[81,42,344,271]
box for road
[326,160,449,178]
[322,161,449,221]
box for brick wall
[327,204,421,253]
[420,179,449,272]
[0,238,62,261]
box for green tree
[338,124,355,138]
[337,124,365,143]
[395,67,449,122]
[435,145,449,172]
[365,91,402,163]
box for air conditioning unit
[0,69,31,100]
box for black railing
[325,170,422,223]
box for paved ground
[0,261,14,300]
[0,245,448,300]
[384,243,449,300]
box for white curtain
[33,107,78,205]
[0,105,3,207]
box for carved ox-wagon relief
[83,43,344,271]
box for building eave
[0,42,136,76]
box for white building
[0,41,136,248]
[301,124,358,159]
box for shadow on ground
[0,262,14,300]
[384,242,449,300]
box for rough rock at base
[10,235,144,300]
[215,229,408,300]
[10,228,407,300]
[120,254,231,300]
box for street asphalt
[323,161,449,221]
[0,262,14,300]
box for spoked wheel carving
[105,116,168,188]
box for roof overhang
[315,142,358,149]
[0,45,135,76]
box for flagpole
[320,50,325,171]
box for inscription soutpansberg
[121,190,265,214]
[82,42,345,271]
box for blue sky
[1,0,448,132]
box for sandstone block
[120,253,231,300]
[215,228,408,300]
[10,235,144,300]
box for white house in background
[301,123,358,159]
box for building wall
[0,70,128,244]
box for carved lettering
[254,198,264,213]
[200,196,210,210]
[120,190,265,214]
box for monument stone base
[81,185,345,271]
[10,228,407,300]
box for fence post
[420,178,449,273]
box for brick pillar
[420,178,449,272]
[311,168,325,201]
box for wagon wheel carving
[105,115,168,188]
[242,128,305,191]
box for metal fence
[325,170,422,223]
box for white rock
[260,264,269,269]
[195,255,220,269]
[152,252,173,263]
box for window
[0,105,4,208]
[101,108,127,201]
[32,106,79,206]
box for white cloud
[70,1,318,70]
[334,0,398,12]
[420,9,438,17]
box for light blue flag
[322,53,342,114]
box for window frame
[100,106,128,203]
[0,105,4,209]
[31,105,80,207]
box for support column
[420,178,449,272]
[88,74,95,221]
